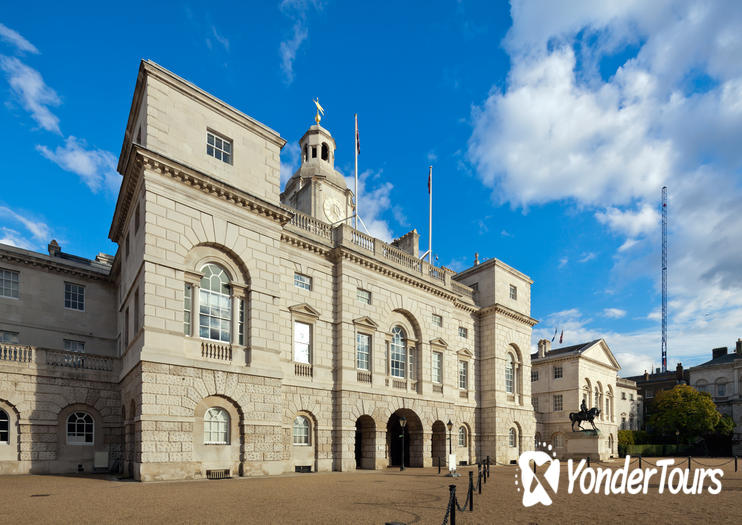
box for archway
[355,416,376,470]
[386,409,423,467]
[431,421,446,467]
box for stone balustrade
[0,343,33,363]
[294,362,312,377]
[0,343,116,374]
[201,341,232,361]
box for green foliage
[648,385,722,443]
[714,415,735,437]
[617,429,634,447]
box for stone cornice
[0,246,111,282]
[477,303,538,327]
[110,146,293,243]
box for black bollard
[533,461,536,474]
[449,485,457,525]
[478,464,482,494]
[688,456,691,470]
[639,455,642,469]
[486,456,490,478]
[587,456,590,468]
[736,456,738,472]
[469,471,474,511]
[438,456,441,474]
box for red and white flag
[559,330,564,344]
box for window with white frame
[458,426,466,447]
[509,284,517,300]
[0,409,8,443]
[64,339,85,353]
[357,288,371,305]
[184,283,192,336]
[238,299,245,346]
[432,314,442,327]
[458,326,468,339]
[408,347,417,381]
[203,407,229,444]
[390,326,406,378]
[717,382,726,397]
[509,427,517,447]
[206,131,232,164]
[66,412,94,444]
[432,351,442,384]
[594,387,600,407]
[554,433,564,448]
[294,273,312,291]
[294,321,311,364]
[531,370,539,382]
[459,360,468,390]
[356,333,370,371]
[553,366,563,379]
[64,282,85,311]
[553,394,563,411]
[0,330,19,344]
[199,264,232,342]
[621,416,627,429]
[293,416,310,445]
[505,357,514,393]
[0,269,19,298]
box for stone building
[688,340,742,455]
[625,363,689,427]
[530,339,623,458]
[615,377,642,431]
[0,60,537,480]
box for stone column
[423,430,433,467]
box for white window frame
[293,321,312,364]
[0,268,19,299]
[531,370,539,382]
[356,332,371,371]
[0,330,19,344]
[505,358,514,393]
[66,412,94,445]
[356,288,371,305]
[509,284,517,300]
[553,394,563,411]
[206,130,233,164]
[0,408,8,444]
[458,426,466,447]
[553,366,563,379]
[199,264,232,343]
[458,360,468,390]
[184,283,192,336]
[432,314,442,327]
[509,427,516,448]
[294,273,312,291]
[458,326,468,339]
[293,416,310,445]
[203,407,230,445]
[64,282,85,311]
[432,351,443,384]
[63,339,85,353]
[390,326,406,379]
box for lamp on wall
[400,416,407,471]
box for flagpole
[354,114,358,230]
[428,165,432,264]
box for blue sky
[2,1,741,376]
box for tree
[648,385,723,443]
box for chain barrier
[440,486,455,525]
[690,457,735,468]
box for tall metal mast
[661,186,668,373]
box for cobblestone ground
[1,458,740,524]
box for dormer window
[207,131,232,164]
[321,143,329,161]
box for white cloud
[579,252,596,263]
[344,169,395,242]
[595,205,659,238]
[210,25,229,52]
[0,206,51,250]
[500,229,513,238]
[603,308,626,319]
[558,256,568,268]
[618,238,638,252]
[0,56,60,133]
[0,23,39,54]
[37,137,120,194]
[280,141,301,186]
[279,0,324,84]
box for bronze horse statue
[569,407,600,431]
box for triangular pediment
[581,339,620,370]
[457,347,474,358]
[353,316,379,329]
[429,337,448,348]
[288,303,320,318]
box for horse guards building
[0,61,638,480]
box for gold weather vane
[313,97,325,125]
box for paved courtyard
[2,458,740,524]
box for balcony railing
[1,343,116,374]
[287,208,334,242]
[201,341,232,361]
[294,362,313,377]
[357,370,372,383]
[0,343,33,363]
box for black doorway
[387,414,410,467]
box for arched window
[508,427,517,447]
[594,387,600,408]
[458,426,467,447]
[66,412,94,445]
[293,416,310,445]
[716,380,727,397]
[553,433,564,448]
[204,407,229,444]
[303,144,308,161]
[321,142,329,161]
[199,264,231,342]
[390,326,407,378]
[505,355,514,393]
[0,409,8,443]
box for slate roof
[692,351,742,369]
[531,339,602,361]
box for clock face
[323,198,343,223]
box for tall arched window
[508,427,517,447]
[293,416,310,445]
[66,412,94,444]
[594,387,600,408]
[321,143,329,161]
[458,426,467,447]
[505,356,514,393]
[204,407,229,444]
[303,144,308,161]
[390,326,407,378]
[0,409,8,444]
[199,264,231,342]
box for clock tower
[280,123,354,225]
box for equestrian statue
[569,399,600,431]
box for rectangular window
[64,282,85,311]
[124,307,130,347]
[621,392,626,400]
[199,288,231,343]
[390,342,406,378]
[629,394,634,401]
[408,347,417,381]
[206,131,232,164]
[294,273,312,291]
[184,284,192,336]
[532,396,539,412]
[133,288,140,334]
[458,326,468,339]
[505,364,514,393]
[553,394,563,411]
[531,370,539,382]
[0,269,19,298]
[357,288,371,305]
[432,351,442,383]
[718,383,726,396]
[0,330,19,344]
[293,321,311,364]
[356,333,370,371]
[238,299,245,346]
[553,366,563,379]
[64,339,85,353]
[458,361,468,390]
[432,314,442,327]
[509,284,517,300]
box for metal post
[587,456,590,468]
[448,426,452,455]
[639,455,642,469]
[487,456,490,478]
[478,463,482,494]
[428,166,433,264]
[400,430,405,472]
[449,485,456,525]
[735,456,738,472]
[469,471,474,511]
[438,456,441,474]
[354,113,358,230]
[688,456,691,470]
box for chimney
[675,362,683,381]
[643,370,649,381]
[712,346,728,360]
[655,368,660,374]
[537,339,550,358]
[48,240,60,256]
[736,339,742,355]
[474,252,479,266]
[391,229,420,258]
